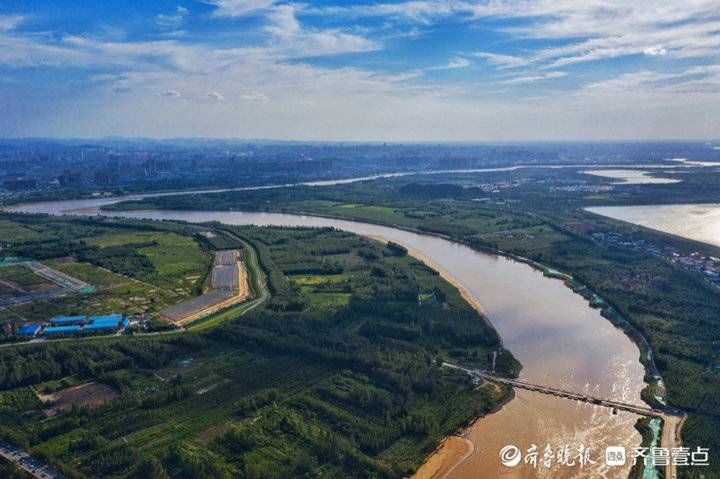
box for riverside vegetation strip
[110,165,720,477]
[0,216,516,478]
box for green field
[87,231,210,293]
[338,203,398,214]
[0,265,50,289]
[0,219,46,243]
[44,259,130,289]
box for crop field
[481,225,571,252]
[0,265,49,288]
[290,273,350,285]
[43,258,131,290]
[38,381,119,415]
[0,219,46,243]
[290,272,355,311]
[326,202,415,225]
[338,203,398,214]
[86,231,211,294]
[0,265,56,300]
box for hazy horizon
[1,136,719,145]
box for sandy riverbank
[413,436,475,479]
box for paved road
[0,441,64,479]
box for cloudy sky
[1,0,719,141]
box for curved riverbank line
[8,191,659,478]
[8,165,696,477]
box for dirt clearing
[37,381,118,416]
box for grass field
[290,273,350,285]
[338,203,398,214]
[43,259,129,289]
[0,219,46,243]
[86,231,210,293]
[0,265,56,302]
[0,265,49,288]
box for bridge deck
[443,362,661,418]
[443,362,685,479]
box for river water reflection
[12,201,649,479]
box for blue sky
[1,0,719,140]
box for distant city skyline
[1,1,719,141]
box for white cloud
[579,65,720,96]
[472,52,528,69]
[207,91,224,101]
[241,92,268,101]
[157,6,189,29]
[0,14,24,31]
[205,0,279,18]
[309,1,458,25]
[502,71,567,85]
[0,4,380,72]
[428,57,471,70]
[318,1,720,71]
[160,89,182,97]
[264,5,381,57]
[643,46,668,56]
[478,2,720,68]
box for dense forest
[0,223,516,478]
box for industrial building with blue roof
[44,325,82,335]
[50,315,86,325]
[84,322,118,331]
[18,324,41,336]
[89,314,122,324]
[14,313,126,339]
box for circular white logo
[500,445,522,467]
